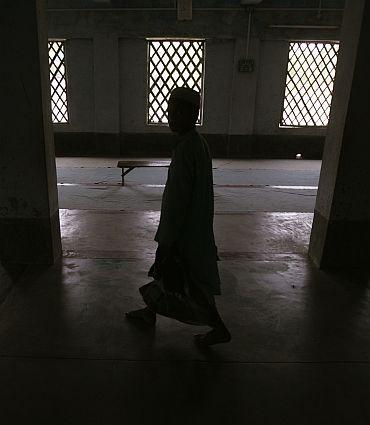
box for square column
[0,0,61,264]
[309,0,370,269]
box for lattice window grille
[281,42,339,127]
[147,40,205,125]
[48,41,69,123]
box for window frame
[146,38,206,127]
[48,38,70,125]
[279,39,340,129]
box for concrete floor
[1,158,370,424]
[56,158,320,212]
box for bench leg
[120,167,135,186]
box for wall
[47,1,344,158]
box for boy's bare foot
[125,307,156,327]
[194,327,231,347]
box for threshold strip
[57,182,166,188]
[0,353,366,365]
[270,185,317,190]
[62,249,306,261]
[59,209,314,215]
[57,183,318,190]
[214,184,318,189]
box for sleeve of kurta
[155,142,195,248]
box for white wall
[49,9,341,137]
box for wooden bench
[117,160,171,186]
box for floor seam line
[0,355,369,365]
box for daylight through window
[281,42,339,127]
[147,39,205,125]
[48,41,69,123]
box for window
[48,40,69,123]
[281,42,339,127]
[147,39,205,125]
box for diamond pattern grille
[48,41,69,123]
[281,42,339,127]
[147,40,204,125]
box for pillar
[309,0,370,269]
[0,0,61,264]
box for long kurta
[154,129,221,296]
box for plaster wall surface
[94,34,120,133]
[64,38,94,132]
[119,38,150,133]
[255,40,288,136]
[202,38,235,134]
[220,37,260,136]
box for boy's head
[168,87,200,134]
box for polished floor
[1,158,369,425]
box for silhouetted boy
[126,87,231,347]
